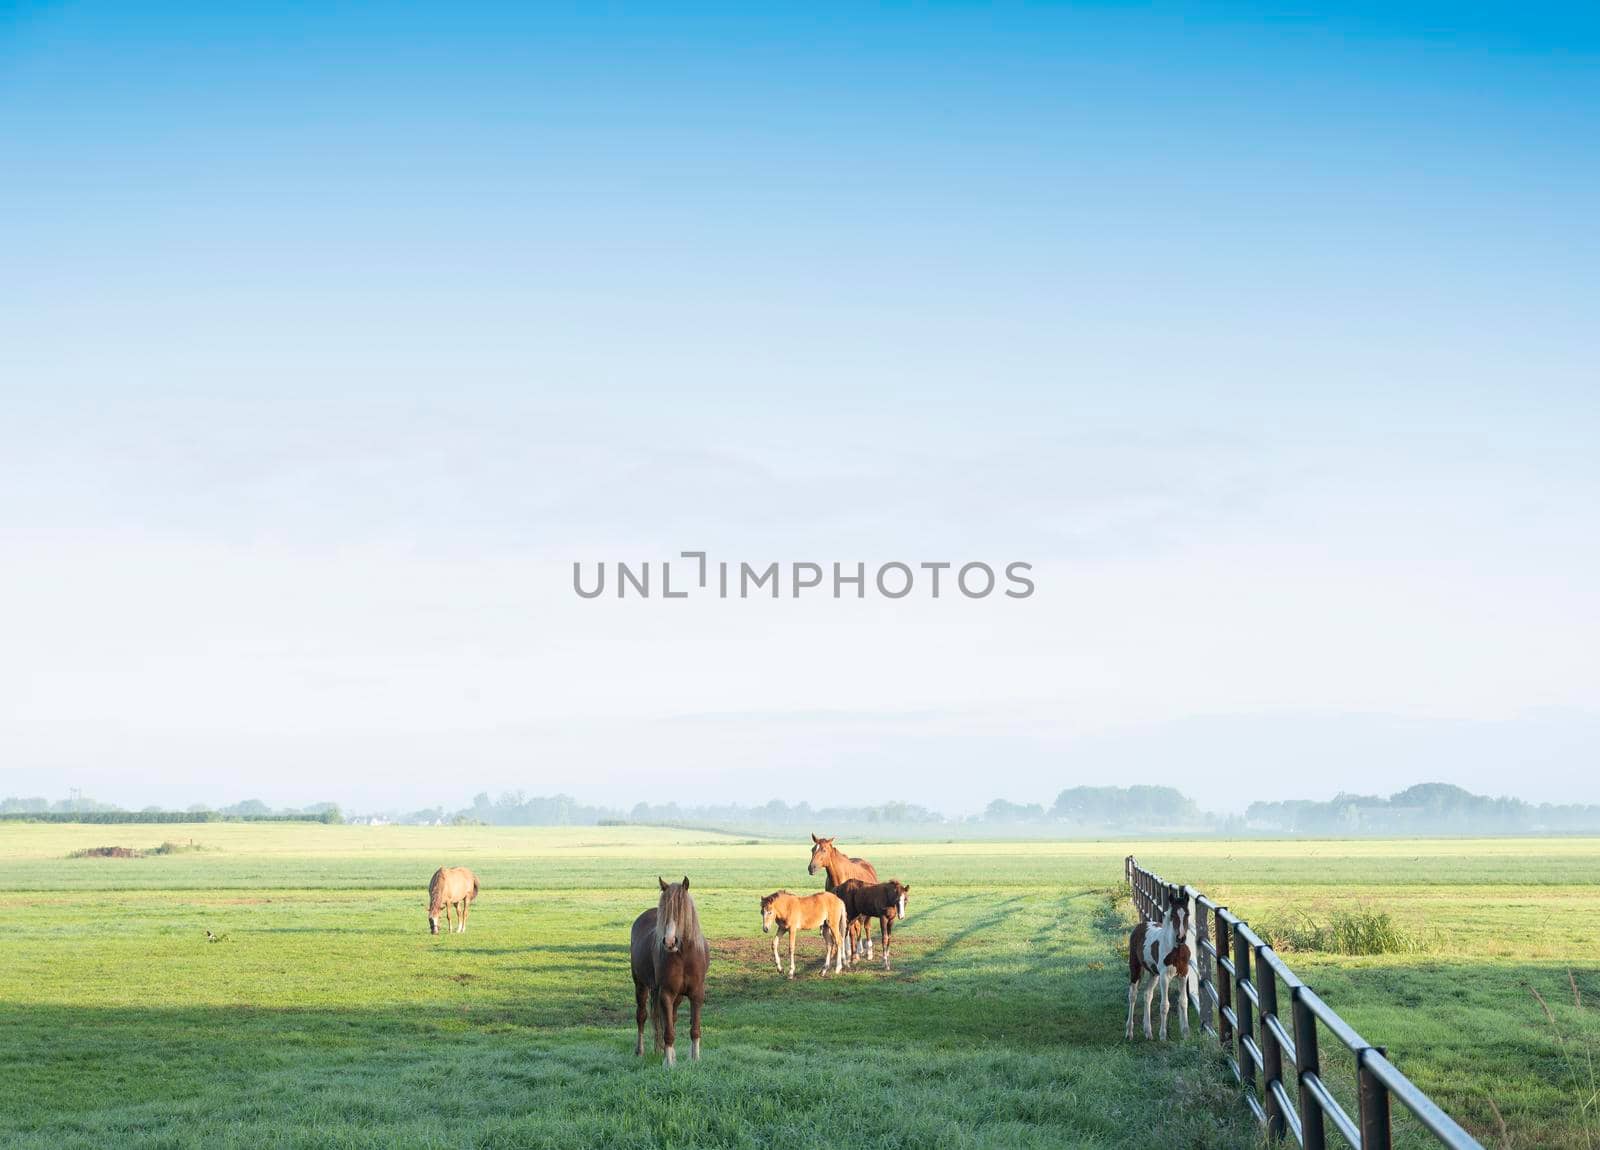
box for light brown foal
[760,890,849,978]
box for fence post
[1359,1048,1393,1150]
[1291,988,1326,1150]
[1191,891,1212,1029]
[1233,925,1256,1101]
[1256,947,1286,1140]
[1215,906,1233,1049]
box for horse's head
[890,880,910,921]
[759,892,781,933]
[658,875,692,953]
[427,892,442,934]
[808,834,836,876]
[1163,899,1190,941]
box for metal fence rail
[1124,855,1482,1150]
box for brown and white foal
[1125,901,1194,1041]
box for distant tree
[1050,786,1199,826]
[984,799,1046,823]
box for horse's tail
[649,986,666,1053]
[472,874,480,900]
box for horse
[629,876,709,1067]
[427,866,479,935]
[807,833,878,892]
[834,879,910,969]
[759,890,849,978]
[1126,899,1194,1041]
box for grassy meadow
[1,826,1596,1148]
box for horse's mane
[658,881,702,949]
[427,867,445,913]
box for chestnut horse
[807,834,878,892]
[629,876,709,1066]
[760,890,849,978]
[427,866,478,935]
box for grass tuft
[1256,907,1426,956]
[67,840,210,859]
[1527,973,1600,1149]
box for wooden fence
[1125,855,1482,1149]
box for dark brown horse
[807,834,878,892]
[629,876,708,1067]
[834,878,910,969]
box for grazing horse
[807,833,878,892]
[629,876,709,1067]
[834,879,910,969]
[760,890,849,978]
[1126,900,1194,1041]
[427,866,479,935]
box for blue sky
[2,2,1596,812]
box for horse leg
[444,901,455,934]
[689,994,703,1061]
[788,928,797,979]
[1126,977,1138,1039]
[1158,969,1171,1041]
[882,917,892,971]
[661,989,678,1067]
[459,896,470,934]
[651,987,666,1053]
[1142,971,1157,1039]
[634,982,649,1056]
[772,929,783,974]
[864,916,874,961]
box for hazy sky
[3,2,1597,814]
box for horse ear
[811,833,820,844]
[658,876,668,891]
[681,875,690,890]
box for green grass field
[1,826,1596,1148]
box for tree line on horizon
[1243,782,1600,834]
[0,796,344,824]
[7,781,1600,834]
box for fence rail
[1124,855,1482,1150]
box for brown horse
[629,876,709,1066]
[835,879,910,969]
[760,890,849,978]
[807,833,878,892]
[427,866,478,935]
